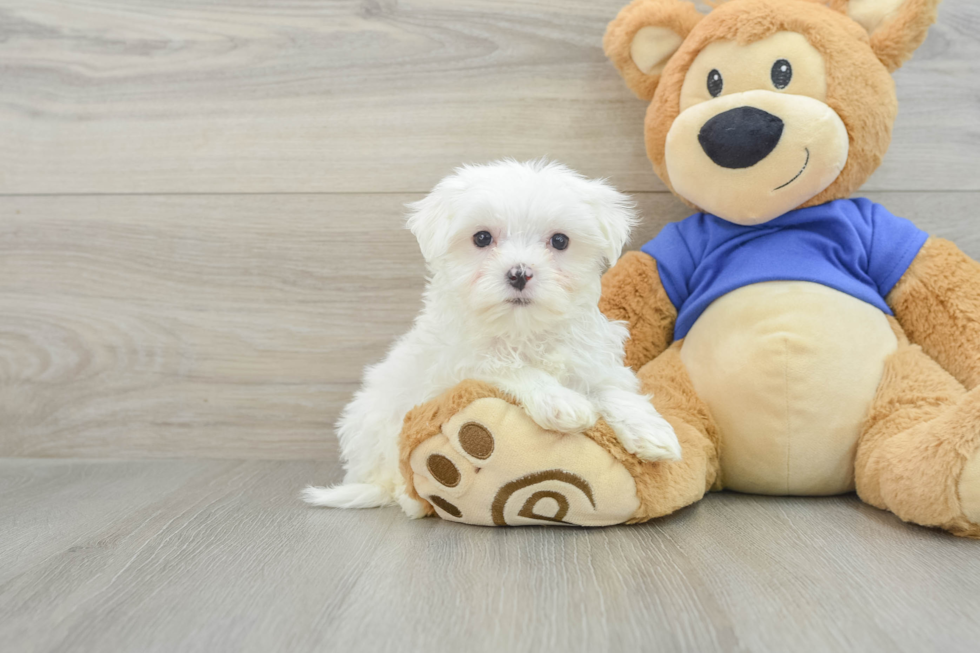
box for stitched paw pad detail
[409,397,639,526]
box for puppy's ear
[830,0,941,72]
[604,0,703,101]
[585,180,638,267]
[405,173,466,263]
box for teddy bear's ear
[831,0,941,72]
[604,0,704,101]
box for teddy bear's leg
[398,347,720,526]
[854,321,980,538]
[398,380,643,526]
[627,341,722,522]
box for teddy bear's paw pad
[958,448,980,527]
[409,397,639,527]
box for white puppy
[304,160,680,517]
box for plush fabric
[597,250,677,372]
[630,342,722,521]
[887,238,980,391]
[680,281,898,494]
[631,26,685,76]
[829,0,943,72]
[854,329,980,538]
[402,381,641,526]
[958,450,980,525]
[642,198,928,338]
[400,346,721,527]
[604,0,704,101]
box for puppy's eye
[473,231,493,248]
[707,69,723,97]
[550,233,569,251]
[771,59,792,89]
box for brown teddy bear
[398,0,980,537]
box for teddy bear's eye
[771,59,792,90]
[707,69,724,97]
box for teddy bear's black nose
[698,106,784,169]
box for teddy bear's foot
[958,448,980,528]
[952,388,980,536]
[858,353,980,539]
[407,395,641,526]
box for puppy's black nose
[698,106,784,169]
[507,266,532,291]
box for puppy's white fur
[304,160,680,516]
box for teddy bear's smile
[774,147,809,192]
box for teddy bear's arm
[599,250,677,373]
[887,238,980,391]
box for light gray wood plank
[0,0,976,194]
[1,459,979,653]
[1,191,977,458]
[0,192,423,458]
[0,458,244,584]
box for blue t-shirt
[640,198,928,339]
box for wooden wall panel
[0,1,976,194]
[1,191,975,458]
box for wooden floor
[2,1,980,651]
[2,458,980,653]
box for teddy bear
[396,0,980,537]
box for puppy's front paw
[396,488,429,519]
[619,420,681,463]
[608,401,681,463]
[524,387,598,434]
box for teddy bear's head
[605,0,940,224]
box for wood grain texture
[1,459,979,653]
[0,193,425,458]
[2,192,976,459]
[0,0,977,194]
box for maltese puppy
[304,160,680,517]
